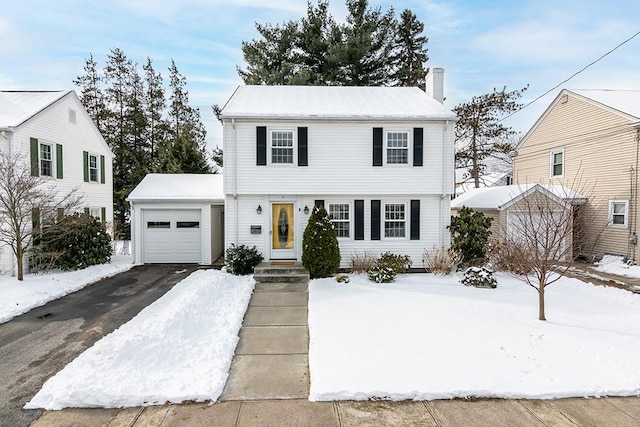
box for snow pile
[309,273,640,401]
[594,254,640,279]
[25,269,254,410]
[0,255,133,323]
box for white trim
[269,128,296,166]
[38,140,54,178]
[328,202,351,239]
[384,129,411,166]
[88,152,100,183]
[383,202,408,239]
[550,147,564,178]
[609,200,629,228]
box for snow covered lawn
[309,273,640,401]
[0,255,134,324]
[26,269,254,410]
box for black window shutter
[100,155,106,184]
[298,127,308,166]
[82,151,89,182]
[373,128,383,166]
[355,200,364,240]
[413,128,423,167]
[314,200,324,208]
[371,200,381,240]
[256,126,267,166]
[410,200,420,240]
[30,138,39,177]
[56,144,63,179]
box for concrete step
[253,262,310,284]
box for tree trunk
[16,243,24,281]
[538,282,546,321]
[472,127,480,188]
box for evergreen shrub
[368,264,396,283]
[302,206,341,279]
[448,207,493,267]
[377,252,412,274]
[461,266,497,288]
[224,244,263,275]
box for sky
[2,0,639,150]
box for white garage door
[143,209,202,263]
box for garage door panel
[143,209,202,263]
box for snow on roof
[220,85,456,121]
[570,89,640,120]
[127,174,224,202]
[451,184,585,210]
[0,91,69,127]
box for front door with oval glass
[271,203,295,259]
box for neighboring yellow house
[513,89,640,262]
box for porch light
[303,205,310,215]
[257,205,262,214]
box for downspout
[633,128,640,263]
[232,118,238,244]
[440,120,451,246]
[129,200,135,263]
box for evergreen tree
[73,54,107,134]
[454,85,528,187]
[302,206,341,278]
[448,207,493,266]
[391,9,429,88]
[143,57,167,162]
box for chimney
[425,67,444,104]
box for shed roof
[220,85,456,121]
[127,174,224,203]
[0,91,69,127]
[451,184,585,210]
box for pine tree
[73,54,107,134]
[454,85,528,188]
[391,9,429,88]
[302,206,341,279]
[143,57,167,162]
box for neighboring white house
[127,174,224,265]
[0,90,114,276]
[218,79,457,268]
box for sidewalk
[32,278,640,426]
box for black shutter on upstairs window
[256,126,267,166]
[355,200,364,240]
[413,128,423,167]
[298,127,308,166]
[410,200,420,240]
[371,200,381,240]
[30,138,39,177]
[373,128,383,166]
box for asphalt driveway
[0,264,201,427]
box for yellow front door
[272,203,295,258]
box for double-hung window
[89,154,99,182]
[609,200,628,227]
[40,143,53,177]
[271,130,294,164]
[329,203,350,238]
[386,131,408,164]
[551,149,563,177]
[384,203,406,238]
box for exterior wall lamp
[257,205,262,214]
[303,205,310,215]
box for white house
[0,90,113,275]
[218,78,456,268]
[127,173,224,264]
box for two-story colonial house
[0,90,114,276]
[218,82,456,268]
[513,89,640,263]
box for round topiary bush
[461,266,497,289]
[302,206,341,279]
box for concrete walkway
[32,277,640,426]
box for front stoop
[253,262,310,284]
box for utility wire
[502,30,640,122]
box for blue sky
[2,0,639,150]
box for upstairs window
[329,203,350,238]
[386,131,408,164]
[384,203,406,238]
[271,130,294,164]
[551,149,564,177]
[89,154,99,182]
[40,143,53,177]
[609,200,628,227]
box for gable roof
[451,184,585,211]
[127,174,224,203]
[517,89,640,150]
[0,91,70,127]
[220,85,456,121]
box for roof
[455,170,511,195]
[220,85,457,121]
[451,184,586,210]
[570,89,640,120]
[0,91,70,127]
[127,174,224,203]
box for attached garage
[128,174,224,265]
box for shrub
[368,264,396,283]
[378,252,412,274]
[224,244,263,275]
[461,266,497,289]
[38,213,112,271]
[335,273,350,284]
[448,207,493,266]
[486,241,532,275]
[423,246,461,276]
[349,251,377,273]
[302,206,341,279]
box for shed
[127,174,224,264]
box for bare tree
[0,151,82,280]
[492,182,592,320]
